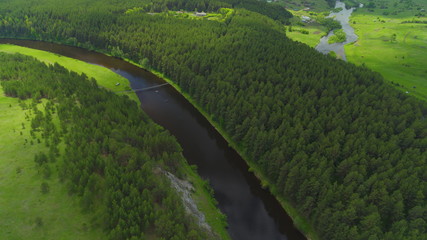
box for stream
[315,1,359,61]
[0,38,306,240]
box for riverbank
[0,40,231,240]
[315,1,358,60]
[124,58,318,240]
[0,38,307,239]
[70,46,232,240]
[179,163,230,240]
[286,9,329,48]
[0,44,139,103]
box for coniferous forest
[0,53,211,240]
[0,0,426,239]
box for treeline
[0,0,426,239]
[326,0,336,8]
[401,20,427,24]
[143,0,231,13]
[123,0,292,23]
[221,0,292,23]
[0,53,214,240]
[317,15,342,32]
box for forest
[0,0,426,239]
[130,0,292,23]
[0,53,215,240]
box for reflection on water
[0,38,306,240]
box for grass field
[285,0,427,101]
[345,0,427,100]
[0,47,137,240]
[0,44,139,103]
[286,23,328,47]
[0,85,105,240]
[286,10,329,47]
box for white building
[195,11,207,17]
[301,16,311,23]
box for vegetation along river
[0,39,306,240]
[315,1,359,60]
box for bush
[41,182,50,194]
[35,217,44,227]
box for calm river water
[315,1,358,60]
[0,39,306,240]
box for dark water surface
[0,39,306,240]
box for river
[315,1,358,61]
[0,39,306,240]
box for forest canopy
[0,53,215,240]
[0,0,426,239]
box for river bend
[0,39,306,240]
[315,1,358,60]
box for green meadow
[286,23,327,47]
[0,46,137,240]
[0,85,105,240]
[286,10,329,47]
[0,44,138,102]
[286,0,427,101]
[345,1,427,100]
